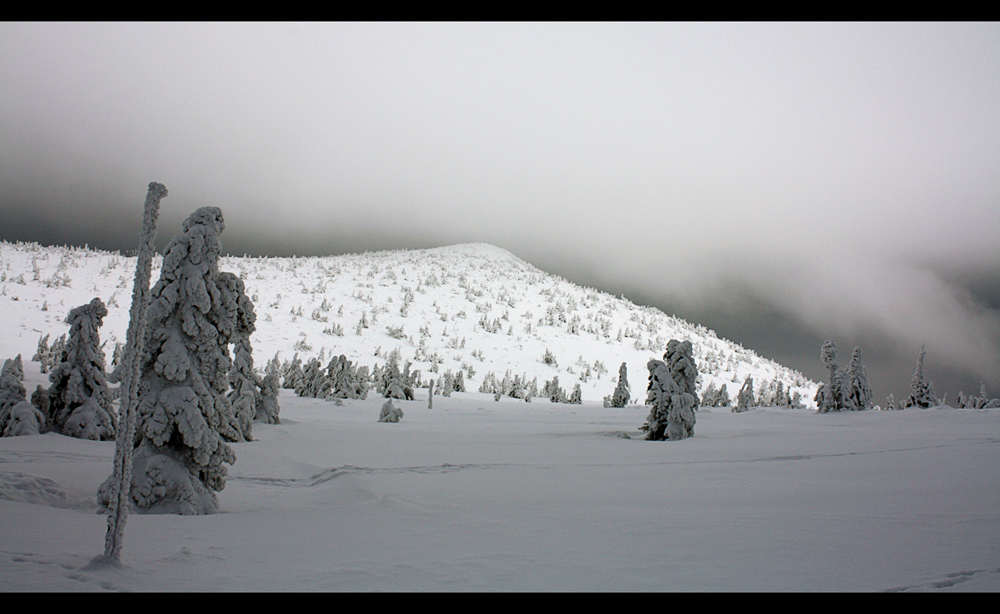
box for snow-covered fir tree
[47,298,117,440]
[99,207,244,515]
[641,339,697,441]
[841,347,873,411]
[223,272,263,440]
[816,340,844,413]
[903,346,938,409]
[716,383,731,408]
[735,375,755,413]
[0,356,45,436]
[605,362,630,407]
[569,382,582,404]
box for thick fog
[2,22,998,402]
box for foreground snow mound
[378,399,403,423]
[109,444,221,515]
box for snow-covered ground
[1,240,997,591]
[2,380,998,591]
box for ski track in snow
[884,567,1000,592]
[231,435,1000,488]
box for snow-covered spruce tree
[47,298,117,440]
[903,345,938,409]
[734,375,755,413]
[0,356,45,436]
[283,353,304,390]
[816,340,844,413]
[440,370,453,398]
[841,347,873,411]
[607,362,630,408]
[545,376,567,403]
[222,271,268,438]
[641,339,698,441]
[99,207,243,516]
[701,381,718,408]
[569,382,582,405]
[32,334,49,368]
[716,383,731,408]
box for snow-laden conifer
[222,271,264,439]
[816,340,844,413]
[841,347,873,411]
[569,382,582,404]
[641,339,697,440]
[607,362,630,408]
[735,375,755,413]
[99,206,241,516]
[47,298,117,440]
[903,346,938,409]
[716,383,731,408]
[1,356,45,436]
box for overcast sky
[2,22,998,402]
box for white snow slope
[1,240,998,591]
[0,241,816,407]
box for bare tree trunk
[95,182,166,568]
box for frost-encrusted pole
[97,182,166,568]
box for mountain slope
[0,240,818,406]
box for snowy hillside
[3,240,999,591]
[0,240,817,407]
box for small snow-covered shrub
[378,399,403,423]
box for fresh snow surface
[1,240,998,591]
[1,384,998,592]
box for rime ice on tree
[642,339,698,441]
[816,340,844,413]
[47,298,117,440]
[734,375,755,413]
[99,207,244,515]
[222,271,274,438]
[841,347,873,411]
[605,362,630,408]
[0,355,45,436]
[904,345,938,409]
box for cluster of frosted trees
[1,299,118,439]
[814,341,874,413]
[815,341,998,412]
